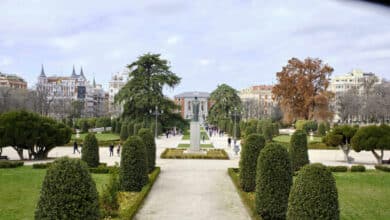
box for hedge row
[327,165,366,172]
[375,165,390,172]
[0,161,24,168]
[160,148,229,160]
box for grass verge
[177,143,214,148]
[118,167,160,219]
[66,132,120,146]
[0,166,109,220]
[228,168,390,220]
[182,130,209,140]
[161,148,229,160]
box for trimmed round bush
[287,163,339,220]
[127,121,134,136]
[35,157,100,219]
[138,128,156,173]
[81,133,99,167]
[289,130,309,172]
[239,134,265,192]
[120,136,148,191]
[350,165,366,172]
[318,122,326,136]
[256,143,292,220]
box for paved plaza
[1,133,389,219]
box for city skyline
[1,0,390,97]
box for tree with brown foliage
[272,57,334,124]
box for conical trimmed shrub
[120,136,148,191]
[35,157,100,219]
[239,134,265,192]
[256,143,292,220]
[289,130,309,172]
[120,123,128,141]
[138,128,156,173]
[287,163,339,220]
[81,133,99,167]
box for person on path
[227,137,232,147]
[202,134,205,143]
[73,141,80,154]
[109,143,114,157]
[117,143,121,156]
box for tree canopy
[115,53,185,130]
[272,57,334,123]
[0,110,72,160]
[351,124,390,164]
[207,84,242,125]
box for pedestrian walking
[73,141,80,154]
[109,143,114,157]
[202,134,205,143]
[227,137,231,147]
[116,143,121,156]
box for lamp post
[229,107,241,146]
[150,106,163,139]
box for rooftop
[174,91,210,98]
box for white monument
[186,97,204,154]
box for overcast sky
[0,0,389,97]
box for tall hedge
[239,134,265,192]
[138,128,156,173]
[256,143,292,220]
[289,130,309,172]
[127,121,134,136]
[81,133,100,167]
[287,163,339,220]
[120,123,128,141]
[318,122,326,136]
[120,136,148,191]
[35,157,100,219]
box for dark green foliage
[32,163,52,169]
[239,134,265,192]
[375,165,390,172]
[35,157,100,220]
[133,123,142,136]
[256,143,292,220]
[0,110,72,160]
[327,166,348,172]
[303,120,318,132]
[81,133,100,167]
[81,119,89,133]
[120,123,128,141]
[287,163,339,220]
[244,120,258,137]
[262,123,274,142]
[0,161,24,168]
[318,122,326,136]
[96,117,111,129]
[272,123,280,136]
[120,136,148,191]
[127,121,134,136]
[351,124,390,164]
[138,128,156,173]
[289,130,309,172]
[115,121,121,134]
[100,168,120,218]
[351,165,366,172]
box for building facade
[239,85,275,119]
[108,69,129,117]
[329,69,382,94]
[174,91,210,124]
[0,72,27,89]
[37,65,108,118]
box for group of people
[73,141,121,157]
[205,126,224,137]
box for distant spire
[93,76,96,88]
[40,64,46,77]
[71,65,77,77]
[80,66,86,79]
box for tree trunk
[13,147,24,160]
[371,149,384,164]
[339,145,353,163]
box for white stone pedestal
[189,121,200,152]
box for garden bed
[161,148,229,160]
[117,167,160,219]
[228,167,390,220]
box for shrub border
[0,161,24,168]
[227,168,261,220]
[160,148,229,160]
[375,165,390,172]
[120,167,161,219]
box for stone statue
[192,97,200,122]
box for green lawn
[0,166,109,220]
[182,130,209,140]
[273,134,323,143]
[177,143,214,148]
[71,132,120,142]
[229,169,390,220]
